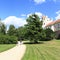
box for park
[0,14,60,60]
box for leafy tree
[57,34,60,39]
[0,35,17,44]
[7,25,16,36]
[44,28,55,40]
[0,20,6,35]
[17,26,27,41]
[25,14,43,43]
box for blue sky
[0,0,60,28]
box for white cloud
[27,12,43,17]
[53,0,60,2]
[27,13,32,17]
[20,14,26,17]
[33,0,46,4]
[55,10,60,20]
[35,12,43,17]
[2,16,27,29]
[33,0,59,4]
[56,10,60,15]
[2,12,43,30]
[55,14,60,20]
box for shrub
[44,28,55,41]
[56,34,60,39]
[0,35,17,44]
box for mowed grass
[0,44,16,53]
[22,40,60,60]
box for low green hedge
[0,35,17,44]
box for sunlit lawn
[0,44,16,53]
[22,40,60,60]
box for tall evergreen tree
[25,14,43,43]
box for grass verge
[0,44,16,53]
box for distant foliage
[0,15,56,44]
[0,35,17,44]
[7,25,17,36]
[0,20,6,35]
[16,27,27,41]
[44,28,55,41]
[56,34,60,39]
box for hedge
[0,35,17,44]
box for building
[42,16,60,37]
[42,15,53,28]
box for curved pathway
[0,44,26,60]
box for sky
[0,0,60,28]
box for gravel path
[0,44,26,60]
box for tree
[0,20,6,35]
[17,26,27,41]
[25,14,43,43]
[57,34,60,39]
[7,25,16,36]
[44,28,55,40]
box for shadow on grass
[23,41,44,44]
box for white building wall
[42,16,53,28]
[51,25,55,31]
[45,23,60,32]
[54,23,60,31]
[42,16,60,32]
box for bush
[56,34,60,39]
[0,35,17,44]
[44,28,55,41]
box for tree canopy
[25,14,43,43]
[0,20,6,35]
[7,25,16,36]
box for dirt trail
[0,44,26,60]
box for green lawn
[0,44,16,52]
[22,40,60,60]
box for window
[58,23,60,30]
[44,23,45,25]
[58,23,60,28]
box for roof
[45,19,60,27]
[45,21,54,27]
[54,19,60,24]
